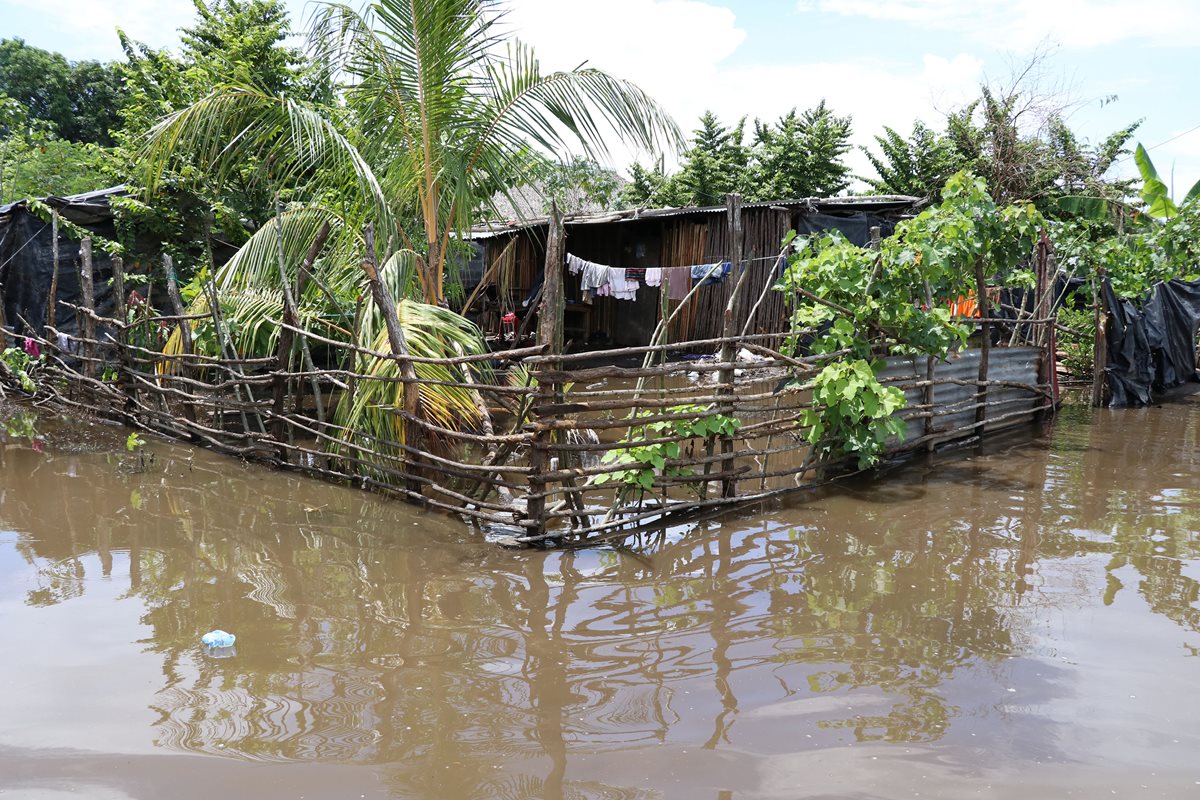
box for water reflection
[3,397,1200,797]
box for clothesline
[565,251,786,303]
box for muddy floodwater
[2,395,1200,800]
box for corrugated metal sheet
[879,346,1044,445]
[468,194,921,239]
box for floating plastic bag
[201,629,236,648]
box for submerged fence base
[5,324,1054,547]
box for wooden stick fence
[2,214,1058,547]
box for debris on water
[202,629,236,648]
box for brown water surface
[1,396,1199,799]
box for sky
[2,0,1198,194]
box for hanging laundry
[583,262,609,292]
[624,267,646,282]
[566,252,644,301]
[567,255,610,294]
[645,267,662,287]
[691,261,731,285]
[605,267,639,300]
[663,267,690,301]
[567,253,609,290]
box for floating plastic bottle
[201,629,236,648]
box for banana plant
[1135,143,1200,220]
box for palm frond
[140,86,392,232]
[331,290,492,469]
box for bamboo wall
[479,205,796,349]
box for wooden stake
[717,192,745,498]
[46,209,60,329]
[359,223,423,498]
[1091,269,1108,408]
[1035,230,1057,416]
[923,279,936,450]
[162,254,199,425]
[79,238,96,379]
[527,203,565,537]
[110,256,136,409]
[974,255,990,429]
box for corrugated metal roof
[468,194,922,239]
[0,185,126,216]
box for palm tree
[141,0,681,305]
[143,0,680,456]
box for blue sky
[3,0,1198,192]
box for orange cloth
[949,292,978,318]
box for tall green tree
[111,0,316,265]
[860,120,965,200]
[672,111,750,206]
[621,105,853,209]
[621,112,748,208]
[745,102,853,199]
[0,38,126,145]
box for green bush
[1057,305,1096,381]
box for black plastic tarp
[1104,277,1200,407]
[794,211,898,247]
[0,188,122,340]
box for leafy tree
[0,136,113,203]
[622,105,852,209]
[1042,116,1140,200]
[0,93,112,202]
[110,0,316,267]
[0,38,126,145]
[619,157,685,208]
[530,156,622,215]
[746,102,853,199]
[860,120,965,200]
[778,171,1045,467]
[943,87,1140,208]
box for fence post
[162,254,199,425]
[527,203,565,536]
[358,224,423,500]
[46,209,59,330]
[717,192,745,498]
[923,279,936,449]
[79,238,97,380]
[1035,230,1057,416]
[109,255,136,412]
[1091,268,1108,408]
[974,255,990,429]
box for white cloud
[504,0,746,76]
[795,0,1200,49]
[507,0,983,180]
